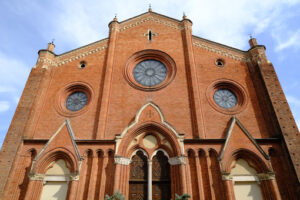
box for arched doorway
[129,150,171,200]
[152,151,171,200]
[129,151,148,200]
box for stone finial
[47,41,55,52]
[113,14,118,22]
[148,4,152,12]
[183,12,187,20]
[249,37,258,48]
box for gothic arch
[225,149,269,173]
[116,101,184,158]
[31,147,79,174]
[119,123,181,158]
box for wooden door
[129,151,148,200]
[152,151,171,200]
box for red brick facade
[0,11,299,199]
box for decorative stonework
[168,156,186,165]
[37,58,56,66]
[35,40,108,69]
[119,16,185,32]
[56,44,108,67]
[114,156,131,165]
[193,41,247,62]
[257,172,275,180]
[28,173,79,181]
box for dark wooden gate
[152,151,171,200]
[129,151,148,200]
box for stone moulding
[56,45,108,67]
[35,40,108,68]
[28,172,79,182]
[192,40,247,62]
[118,16,185,32]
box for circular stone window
[206,80,248,114]
[133,59,167,87]
[56,82,93,116]
[66,92,88,111]
[214,89,237,109]
[124,49,176,91]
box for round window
[214,89,237,109]
[133,59,167,87]
[66,92,88,111]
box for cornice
[118,16,186,32]
[56,41,108,67]
[192,37,248,62]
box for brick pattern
[0,11,299,199]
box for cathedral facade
[0,10,299,200]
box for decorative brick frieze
[193,40,247,62]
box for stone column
[257,172,281,200]
[67,180,79,200]
[169,156,187,194]
[148,160,152,200]
[222,173,234,200]
[114,156,130,195]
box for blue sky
[0,0,300,148]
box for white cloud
[274,30,300,51]
[0,52,30,88]
[286,95,300,106]
[42,0,300,51]
[0,101,10,112]
[296,119,300,129]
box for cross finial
[148,3,152,12]
[51,39,55,44]
[249,34,253,39]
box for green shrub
[104,190,125,200]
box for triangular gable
[117,11,185,32]
[33,119,82,164]
[219,116,269,161]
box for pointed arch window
[152,151,171,200]
[129,150,148,200]
[129,149,171,200]
[231,159,263,200]
[40,159,70,200]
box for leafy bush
[174,193,191,200]
[104,190,125,200]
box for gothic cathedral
[0,9,299,200]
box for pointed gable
[219,117,270,172]
[117,11,184,32]
[31,119,81,174]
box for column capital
[221,172,232,181]
[114,155,130,165]
[169,156,186,165]
[257,172,275,180]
